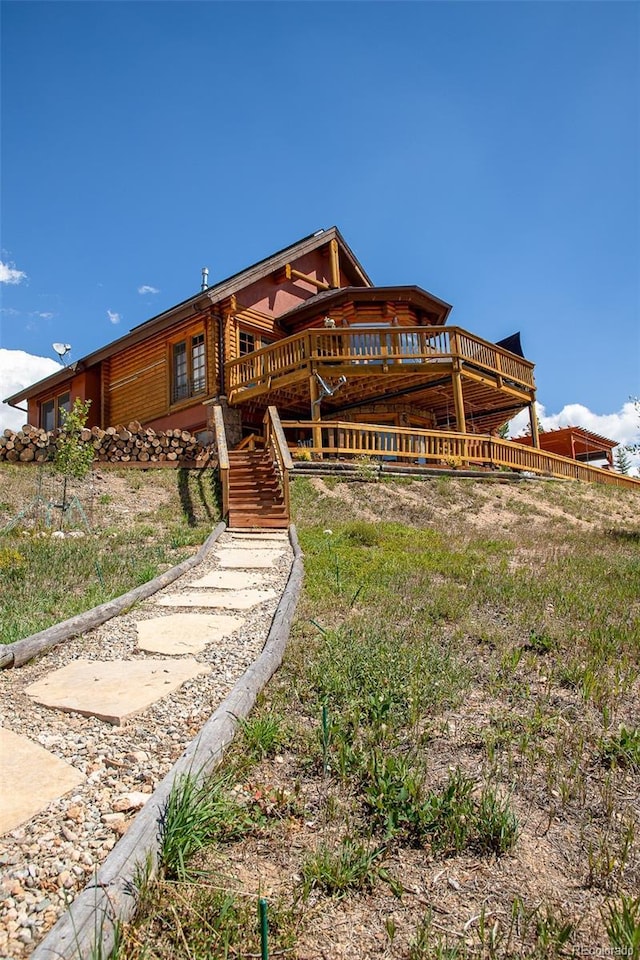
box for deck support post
[309,373,323,459]
[528,402,540,448]
[451,364,467,435]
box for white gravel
[0,530,293,958]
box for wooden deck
[280,420,640,490]
[225,326,536,434]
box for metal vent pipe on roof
[201,267,209,291]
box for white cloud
[31,311,54,320]
[0,260,27,285]
[107,310,121,325]
[508,401,640,476]
[0,349,62,432]
[138,285,159,295]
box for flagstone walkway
[0,529,293,958]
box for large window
[171,332,207,403]
[40,391,71,431]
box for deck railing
[281,420,640,491]
[226,326,535,399]
[211,405,230,518]
[263,406,293,519]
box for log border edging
[0,522,227,669]
[31,524,304,960]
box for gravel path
[0,530,293,958]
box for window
[41,399,55,432]
[238,330,275,356]
[239,330,255,356]
[40,392,71,432]
[192,333,206,392]
[57,392,71,427]
[171,332,207,404]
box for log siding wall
[107,312,218,428]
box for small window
[41,399,55,432]
[41,392,71,431]
[239,330,255,356]
[57,392,71,427]
[171,332,207,404]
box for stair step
[227,443,290,526]
[229,517,288,526]
[229,500,284,512]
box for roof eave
[6,227,373,405]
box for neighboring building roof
[277,285,453,328]
[4,227,372,406]
[517,425,618,459]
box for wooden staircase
[227,450,289,529]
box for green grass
[0,465,219,644]
[114,475,640,958]
[160,772,252,881]
[300,840,384,899]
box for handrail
[225,325,535,399]
[281,420,640,491]
[235,433,265,451]
[264,406,293,519]
[212,405,230,518]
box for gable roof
[4,227,372,406]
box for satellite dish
[52,343,72,364]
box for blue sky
[1,1,638,444]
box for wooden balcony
[280,420,640,491]
[225,326,536,433]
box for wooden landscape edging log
[0,522,227,670]
[31,526,304,960]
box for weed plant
[160,772,252,881]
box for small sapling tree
[53,398,94,523]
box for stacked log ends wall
[0,422,210,466]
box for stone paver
[217,550,284,569]
[155,588,276,610]
[24,658,211,725]
[227,537,288,548]
[136,613,246,655]
[0,728,85,835]
[186,570,266,590]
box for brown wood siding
[107,311,219,427]
[224,306,284,368]
[288,301,422,335]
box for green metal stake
[259,897,269,960]
[322,704,329,776]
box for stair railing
[264,406,294,520]
[212,405,230,519]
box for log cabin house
[5,227,638,524]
